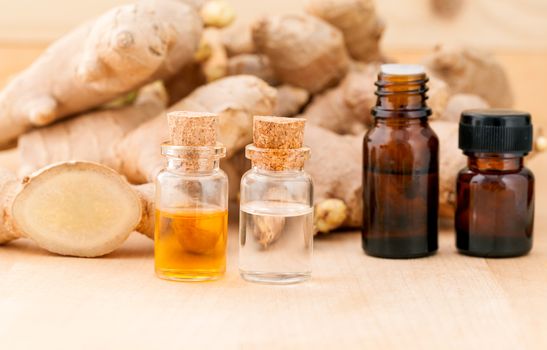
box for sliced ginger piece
[10,161,142,257]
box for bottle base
[457,248,531,258]
[155,268,224,282]
[364,250,436,259]
[239,270,310,284]
[363,236,437,259]
[456,234,532,258]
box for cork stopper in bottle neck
[167,111,217,146]
[246,116,310,171]
[162,111,226,172]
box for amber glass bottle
[456,110,534,257]
[362,64,439,258]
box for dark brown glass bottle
[456,110,534,257]
[362,64,439,258]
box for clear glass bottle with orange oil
[154,111,228,281]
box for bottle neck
[166,157,220,175]
[161,142,225,175]
[245,144,310,173]
[373,72,431,119]
[467,153,523,172]
[374,117,427,126]
[252,165,305,177]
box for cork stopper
[246,116,310,171]
[253,116,306,149]
[162,111,225,172]
[167,111,217,146]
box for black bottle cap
[459,109,533,154]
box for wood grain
[0,46,546,349]
[1,214,546,349]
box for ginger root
[173,210,225,254]
[275,85,310,118]
[442,93,489,122]
[0,0,202,146]
[427,76,451,119]
[253,216,286,248]
[221,22,256,56]
[306,0,384,62]
[227,54,278,85]
[430,120,465,218]
[250,187,295,248]
[424,45,514,108]
[314,199,348,234]
[116,75,277,183]
[133,183,155,239]
[252,14,350,93]
[304,125,363,231]
[0,162,154,257]
[16,76,275,185]
[199,28,229,82]
[0,169,20,244]
[18,83,167,176]
[536,129,547,152]
[303,63,378,134]
[200,0,236,28]
[164,62,206,105]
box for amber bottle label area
[363,123,439,258]
[155,206,228,281]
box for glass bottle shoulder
[364,119,438,149]
[241,168,313,187]
[240,168,313,206]
[157,167,228,183]
[457,165,534,186]
[363,119,439,172]
[155,167,228,211]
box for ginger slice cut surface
[12,162,141,257]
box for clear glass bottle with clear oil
[155,111,228,282]
[239,116,313,284]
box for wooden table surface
[0,46,546,349]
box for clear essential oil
[239,116,313,284]
[239,201,313,283]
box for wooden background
[1,0,547,51]
[1,0,546,125]
[1,0,547,349]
